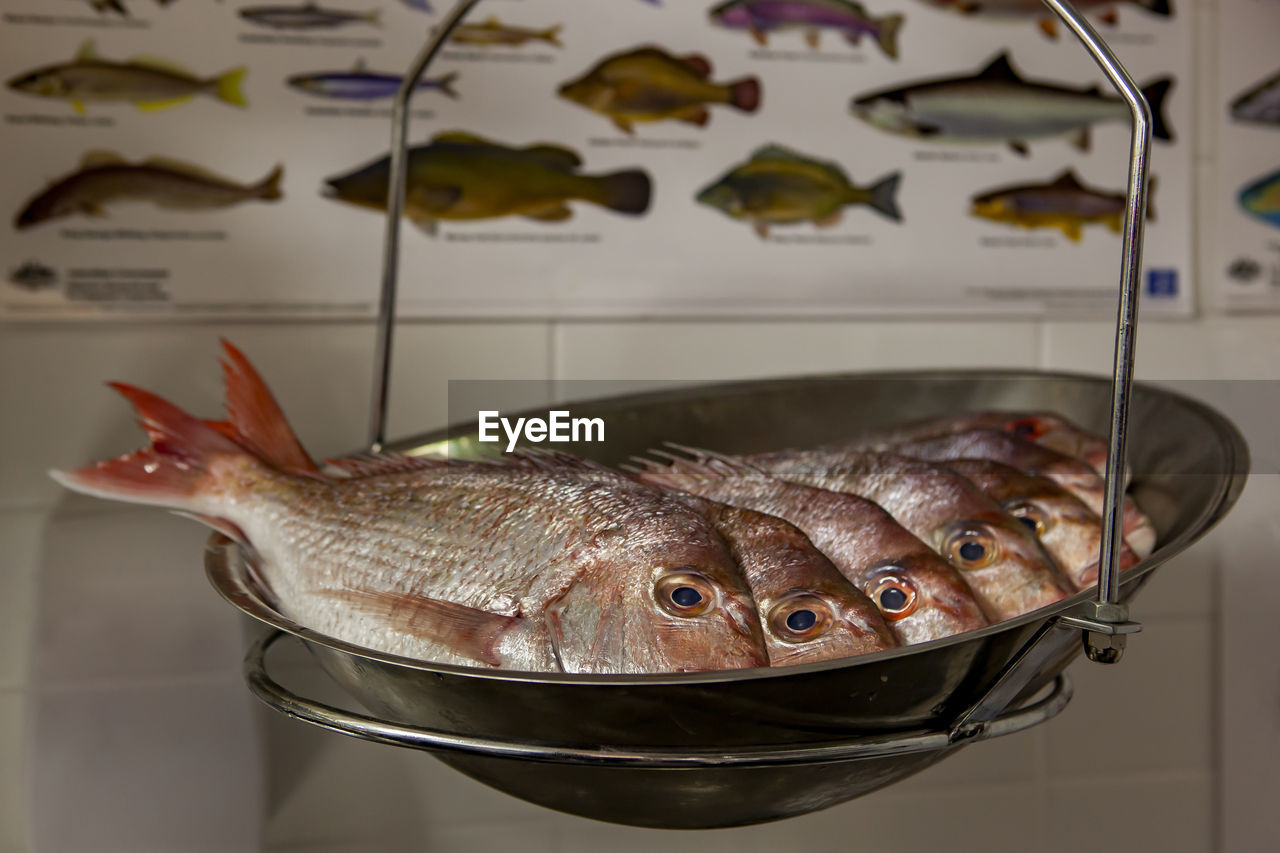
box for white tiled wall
[4,1,1279,850]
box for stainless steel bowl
[207,370,1247,828]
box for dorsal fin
[218,340,319,476]
[977,52,1021,81]
[1049,169,1084,189]
[432,130,495,147]
[75,40,99,62]
[749,144,808,164]
[80,149,127,169]
[681,53,712,78]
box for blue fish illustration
[1240,168,1280,228]
[287,61,458,100]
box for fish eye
[944,527,999,570]
[868,575,918,620]
[1004,501,1050,537]
[653,569,717,618]
[767,593,834,643]
[1005,417,1044,440]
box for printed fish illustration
[709,0,905,60]
[942,459,1140,590]
[447,17,563,48]
[851,52,1174,156]
[287,60,459,100]
[846,428,1157,558]
[675,493,900,664]
[632,450,992,639]
[1239,168,1280,229]
[400,0,432,11]
[970,169,1155,242]
[13,151,282,230]
[557,46,760,135]
[73,0,129,14]
[1230,69,1280,128]
[51,342,771,674]
[239,2,380,29]
[323,131,651,234]
[6,40,246,114]
[746,448,1076,620]
[697,144,901,238]
[906,0,1172,40]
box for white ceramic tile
[29,678,263,853]
[1046,774,1213,853]
[0,322,552,511]
[554,321,1041,383]
[1043,317,1280,380]
[33,508,244,686]
[0,510,43,688]
[729,783,1047,853]
[1044,617,1213,778]
[1132,535,1217,621]
[0,689,28,853]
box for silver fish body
[239,3,379,29]
[745,449,1074,620]
[635,452,991,642]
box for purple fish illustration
[287,60,458,100]
[709,0,904,60]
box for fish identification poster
[0,0,1194,319]
[1214,0,1280,311]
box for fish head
[932,515,1070,619]
[1000,413,1111,475]
[556,74,609,110]
[997,488,1137,590]
[850,89,919,136]
[321,158,390,211]
[859,552,989,644]
[7,66,69,98]
[548,516,768,674]
[695,180,745,218]
[970,193,1015,223]
[14,186,81,230]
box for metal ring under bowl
[247,630,1073,768]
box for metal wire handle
[368,0,1152,658]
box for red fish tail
[217,339,319,476]
[50,382,246,509]
[729,77,761,112]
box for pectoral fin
[1061,221,1083,242]
[749,26,767,46]
[409,183,462,214]
[815,210,843,228]
[71,100,86,115]
[1038,18,1058,39]
[611,116,635,135]
[753,220,770,239]
[1008,139,1029,156]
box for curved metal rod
[371,0,484,452]
[1038,0,1151,616]
[245,630,1073,768]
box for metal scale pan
[208,0,1251,831]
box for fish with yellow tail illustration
[969,169,1155,241]
[6,40,246,113]
[14,151,282,230]
[696,144,902,238]
[558,46,760,134]
[323,131,651,235]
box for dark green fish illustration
[851,52,1173,156]
[323,131,651,234]
[15,151,282,229]
[970,169,1156,241]
[696,144,901,238]
[557,46,760,134]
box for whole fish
[850,52,1174,156]
[1240,168,1280,229]
[906,0,1173,40]
[323,130,651,234]
[746,449,1075,620]
[1231,69,1280,128]
[7,40,246,114]
[697,144,901,238]
[400,0,432,11]
[14,151,282,229]
[73,0,128,14]
[709,0,905,60]
[632,450,992,638]
[853,429,1157,557]
[448,17,562,47]
[287,61,459,100]
[942,459,1139,589]
[557,47,760,135]
[239,3,380,29]
[51,342,769,674]
[839,409,1114,476]
[675,493,899,665]
[970,169,1155,242]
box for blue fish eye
[879,587,909,611]
[785,609,817,632]
[671,586,703,608]
[958,541,986,562]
